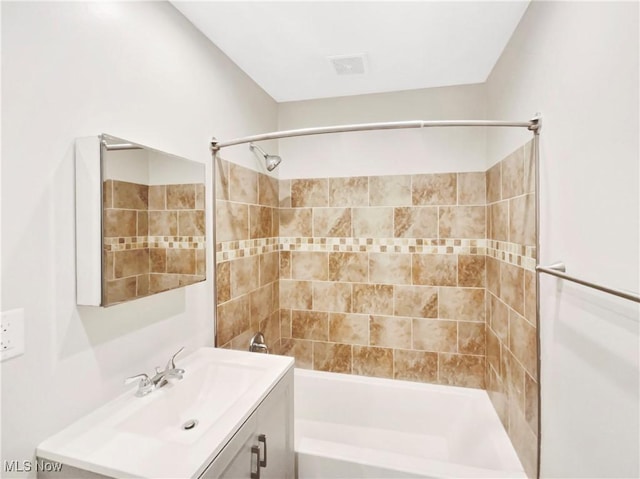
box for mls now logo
[4,460,63,473]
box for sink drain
[182,419,198,431]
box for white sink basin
[37,347,294,478]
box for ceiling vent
[328,54,367,75]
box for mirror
[75,134,206,307]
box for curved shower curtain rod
[210,114,541,151]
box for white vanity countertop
[37,347,294,478]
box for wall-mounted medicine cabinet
[76,134,206,307]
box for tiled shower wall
[215,158,281,350]
[485,141,538,477]
[103,180,205,304]
[277,173,488,386]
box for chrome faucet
[249,332,269,354]
[125,347,185,397]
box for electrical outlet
[1,308,25,361]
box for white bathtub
[294,369,526,479]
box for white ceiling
[172,1,530,103]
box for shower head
[250,143,282,171]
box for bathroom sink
[37,347,294,478]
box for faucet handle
[125,373,151,387]
[165,347,185,370]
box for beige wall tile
[438,205,486,239]
[103,180,113,208]
[105,251,114,280]
[352,283,394,315]
[137,274,150,297]
[525,372,539,435]
[167,184,197,210]
[105,277,137,304]
[501,148,525,200]
[486,256,501,297]
[178,210,205,236]
[370,316,411,349]
[500,262,524,315]
[292,251,328,281]
[150,248,166,274]
[486,162,501,203]
[457,172,486,205]
[230,255,259,298]
[329,177,368,207]
[412,173,457,205]
[250,284,273,328]
[258,173,279,207]
[314,342,352,373]
[329,313,368,345]
[196,249,205,276]
[137,211,148,236]
[113,180,148,210]
[439,287,485,322]
[215,158,230,201]
[353,346,393,378]
[313,208,351,237]
[509,194,536,246]
[167,249,196,275]
[489,293,509,343]
[438,353,485,389]
[114,249,149,278]
[216,260,230,304]
[148,273,179,293]
[292,310,329,341]
[369,175,411,206]
[486,327,501,376]
[313,282,352,313]
[458,255,485,287]
[280,309,292,339]
[104,209,137,237]
[291,178,328,207]
[329,252,368,283]
[149,185,166,210]
[260,251,279,286]
[394,206,438,238]
[352,207,393,237]
[249,205,273,239]
[393,350,438,382]
[524,270,537,325]
[279,251,292,279]
[149,211,178,236]
[280,338,313,369]
[279,280,312,310]
[217,294,250,345]
[229,163,258,204]
[279,179,291,207]
[488,201,509,241]
[504,348,525,414]
[216,201,248,242]
[195,184,205,210]
[458,322,485,355]
[369,253,411,285]
[412,319,457,352]
[412,254,457,286]
[394,285,438,318]
[509,402,538,479]
[279,208,312,237]
[509,310,537,377]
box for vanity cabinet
[200,368,294,479]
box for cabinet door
[200,414,259,479]
[256,372,294,479]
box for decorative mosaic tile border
[105,236,206,252]
[216,236,537,271]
